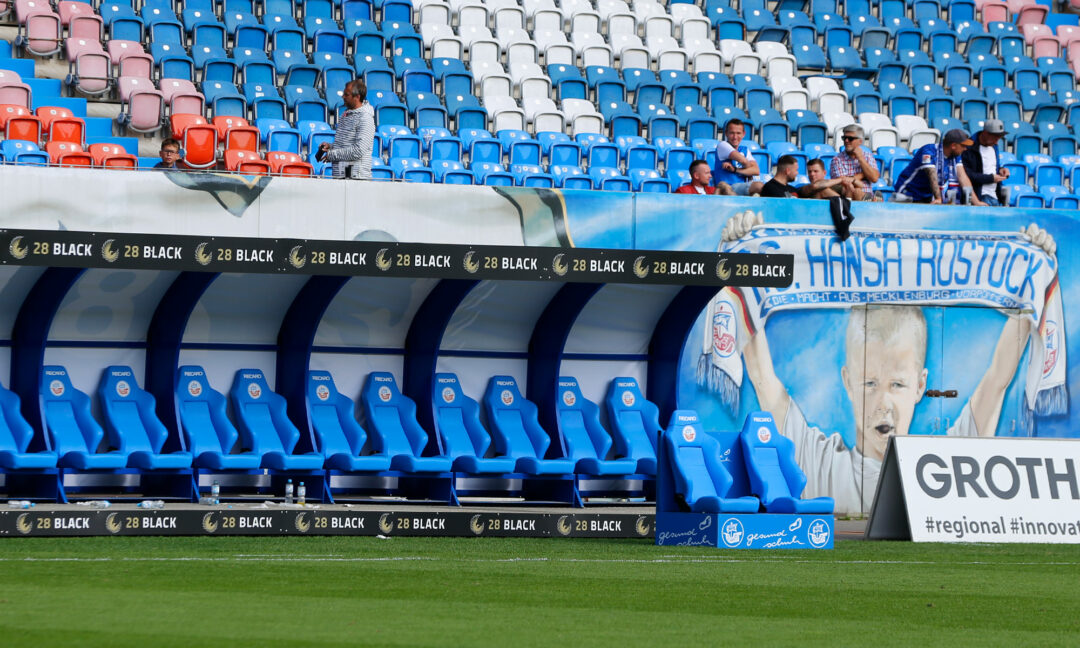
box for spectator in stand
[673,159,718,194]
[829,125,878,200]
[714,119,763,196]
[798,158,858,199]
[760,155,801,198]
[959,119,1009,207]
[318,79,375,179]
[892,129,974,204]
[154,138,181,170]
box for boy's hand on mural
[721,210,763,242]
[1022,224,1056,258]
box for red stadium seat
[170,113,209,141]
[182,124,219,168]
[266,151,314,176]
[0,104,40,142]
[88,143,137,169]
[45,141,93,166]
[224,149,271,175]
[36,106,85,145]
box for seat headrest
[307,370,339,403]
[100,365,140,402]
[486,375,524,409]
[556,376,585,410]
[177,365,213,401]
[41,365,76,401]
[433,372,465,406]
[233,368,271,403]
[609,377,645,409]
[739,410,782,449]
[665,409,705,448]
[364,371,401,404]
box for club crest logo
[712,300,737,358]
[248,383,262,399]
[1043,320,1060,377]
[378,386,392,402]
[721,517,744,548]
[116,381,130,397]
[621,391,635,407]
[562,390,576,406]
[757,426,771,443]
[188,380,202,397]
[682,425,696,442]
[808,519,831,548]
[501,390,514,406]
[316,385,330,401]
[442,387,455,403]
[50,380,65,397]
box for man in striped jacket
[318,79,375,179]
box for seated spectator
[714,119,763,196]
[829,125,878,200]
[892,129,974,204]
[797,158,859,199]
[155,138,181,171]
[674,159,719,194]
[760,155,800,198]
[959,119,1009,207]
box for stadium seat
[98,366,192,470]
[306,371,391,472]
[432,373,517,473]
[41,366,128,470]
[739,411,834,514]
[229,369,323,470]
[555,377,636,475]
[175,366,261,470]
[360,372,452,473]
[603,377,659,475]
[663,410,759,514]
[483,376,575,475]
[0,380,56,469]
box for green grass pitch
[0,537,1078,647]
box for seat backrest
[482,375,549,460]
[229,368,298,455]
[40,365,107,456]
[555,376,611,462]
[604,376,659,463]
[176,365,243,457]
[663,409,735,506]
[99,365,168,455]
[306,370,365,457]
[432,372,489,459]
[739,410,805,504]
[0,380,35,454]
[360,372,426,457]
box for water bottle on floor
[82,500,111,509]
[199,497,219,506]
[285,478,294,504]
[297,481,306,506]
[7,500,33,509]
[137,500,165,509]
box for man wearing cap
[829,125,879,200]
[892,129,975,204]
[960,119,1010,207]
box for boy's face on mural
[841,331,928,462]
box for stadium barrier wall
[0,167,1076,516]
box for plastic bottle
[211,480,220,500]
[6,500,33,509]
[136,500,165,509]
[285,478,294,504]
[81,500,111,509]
[297,481,306,506]
[198,497,220,506]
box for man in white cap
[892,129,975,204]
[960,119,1010,207]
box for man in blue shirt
[892,129,974,204]
[714,118,763,196]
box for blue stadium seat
[603,377,659,475]
[230,369,323,470]
[99,366,191,470]
[555,378,636,475]
[360,373,452,472]
[551,164,593,188]
[0,381,56,469]
[482,376,574,475]
[306,371,391,472]
[41,366,127,470]
[0,140,50,166]
[663,410,759,513]
[432,373,516,473]
[175,366,262,470]
[740,411,834,514]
